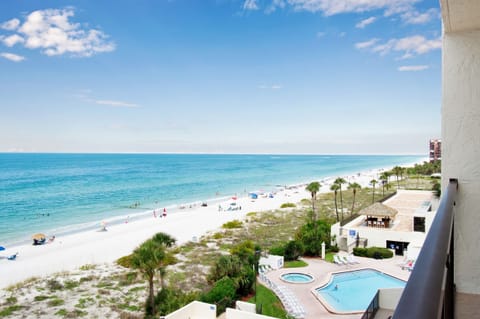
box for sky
[0,0,442,155]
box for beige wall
[164,301,216,319]
[226,308,277,319]
[378,288,404,310]
[443,29,480,295]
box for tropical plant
[130,232,176,317]
[330,183,340,222]
[347,182,361,214]
[305,182,321,221]
[370,179,378,203]
[379,172,388,196]
[392,166,403,189]
[283,240,305,261]
[334,177,347,217]
[295,219,331,256]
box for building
[331,190,434,257]
[389,1,480,318]
[429,139,442,162]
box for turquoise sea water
[0,153,423,246]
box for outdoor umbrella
[0,246,5,251]
[32,233,46,240]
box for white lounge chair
[347,255,359,264]
[340,255,351,264]
[333,255,344,265]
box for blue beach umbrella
[0,246,5,251]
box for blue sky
[0,0,442,154]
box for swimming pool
[281,273,314,284]
[315,269,406,313]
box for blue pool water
[281,273,314,283]
[316,269,406,312]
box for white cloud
[1,18,20,31]
[0,52,25,62]
[2,34,24,47]
[356,16,376,28]
[285,0,419,16]
[316,31,326,38]
[398,65,429,71]
[0,8,115,57]
[243,0,259,10]
[258,84,283,89]
[265,0,286,13]
[366,35,441,58]
[355,38,379,49]
[401,8,439,24]
[95,100,139,108]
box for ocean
[0,153,423,246]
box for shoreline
[1,161,425,289]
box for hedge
[353,247,393,259]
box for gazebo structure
[359,202,398,228]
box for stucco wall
[442,30,480,294]
[378,288,404,310]
[164,301,216,319]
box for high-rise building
[429,139,441,162]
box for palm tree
[370,179,378,203]
[330,183,340,222]
[151,233,176,289]
[305,182,321,221]
[334,177,347,218]
[392,166,403,189]
[379,172,388,196]
[348,182,361,214]
[131,232,176,317]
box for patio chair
[7,252,18,260]
[333,255,344,265]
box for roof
[358,202,398,218]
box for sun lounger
[347,255,359,264]
[7,252,18,260]
[333,255,344,265]
[340,256,351,264]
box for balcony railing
[392,178,458,319]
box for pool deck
[263,254,411,319]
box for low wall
[378,288,404,310]
[164,301,216,319]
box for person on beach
[163,208,167,217]
[48,235,55,243]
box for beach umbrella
[32,233,46,240]
[0,246,5,251]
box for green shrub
[5,296,17,305]
[222,220,243,229]
[280,203,296,208]
[284,240,304,261]
[155,288,197,316]
[116,254,133,268]
[47,298,65,307]
[0,305,22,317]
[295,220,332,256]
[269,245,285,257]
[47,279,63,291]
[353,247,368,257]
[201,277,236,315]
[212,232,224,239]
[353,247,393,259]
[34,295,51,301]
[329,245,339,253]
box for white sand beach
[0,167,397,289]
